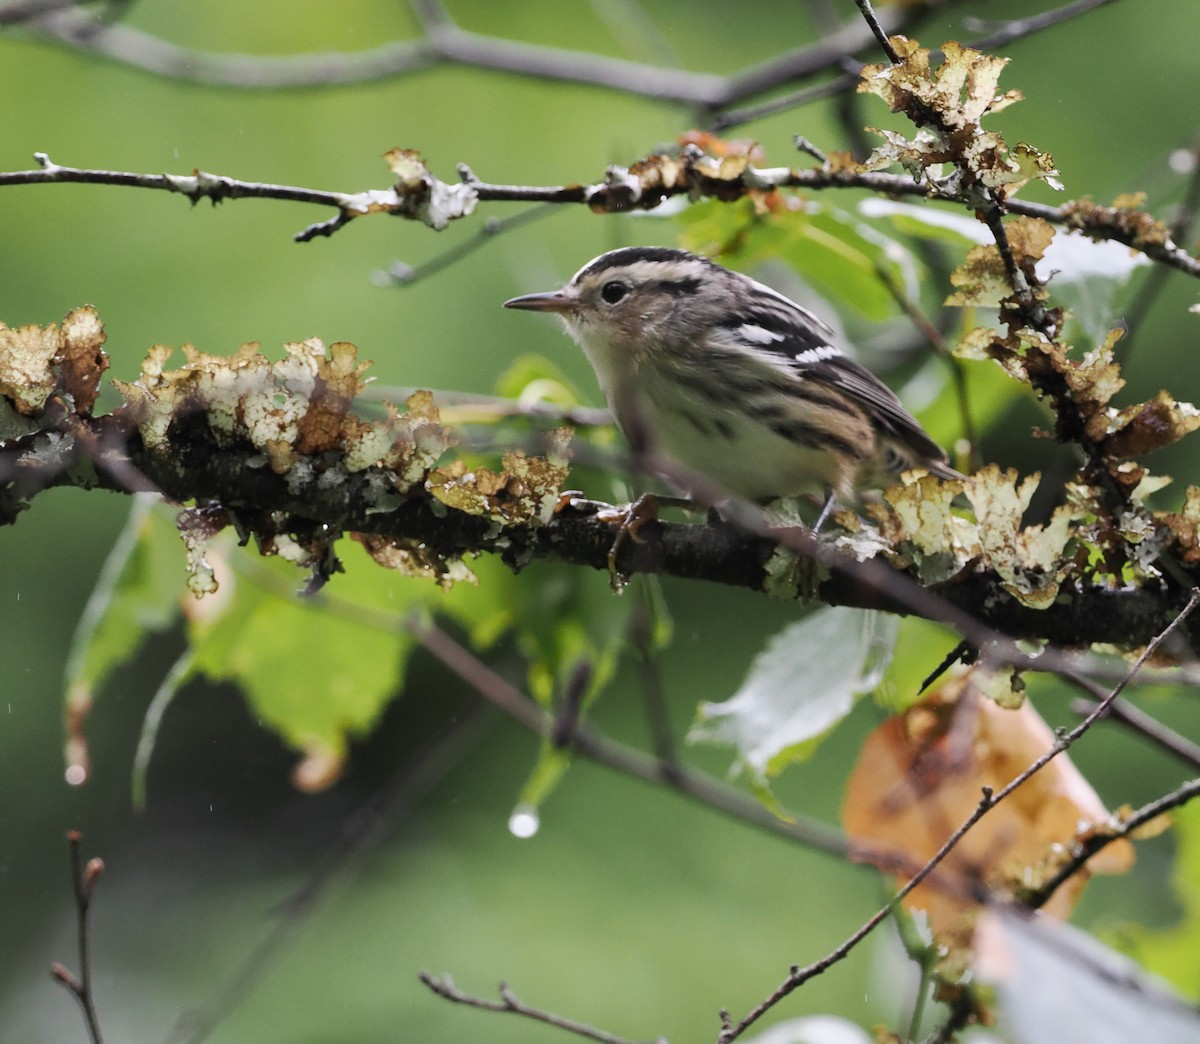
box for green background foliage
[4,2,1200,1040]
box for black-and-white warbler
[504,247,960,506]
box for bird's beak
[503,291,571,313]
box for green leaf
[494,352,588,407]
[512,559,630,707]
[690,607,897,783]
[875,616,961,713]
[678,198,917,321]
[65,497,184,702]
[185,540,516,787]
[63,497,185,780]
[1110,800,1200,999]
[507,561,633,814]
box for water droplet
[508,804,539,839]
[1170,148,1198,175]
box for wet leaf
[691,607,897,784]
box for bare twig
[0,0,89,25]
[372,205,557,288]
[715,588,1200,1042]
[420,974,662,1044]
[20,0,928,106]
[964,0,1120,50]
[1028,773,1200,910]
[50,831,104,1044]
[6,150,1197,280]
[854,0,901,64]
[410,618,850,857]
[1066,687,1200,771]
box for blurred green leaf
[875,615,961,713]
[64,497,184,709]
[183,540,517,783]
[513,559,629,707]
[1110,801,1200,999]
[495,352,588,407]
[679,198,916,321]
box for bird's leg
[597,492,659,588]
[812,488,838,534]
[594,492,692,591]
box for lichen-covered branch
[2,307,1198,654]
[3,140,1194,275]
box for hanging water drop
[508,803,539,839]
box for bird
[503,246,960,514]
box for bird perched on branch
[504,247,960,514]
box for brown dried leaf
[0,305,108,418]
[843,675,1134,937]
[1101,390,1200,457]
[946,242,1013,307]
[859,39,1057,197]
[1157,485,1200,563]
[427,428,572,526]
[964,466,1075,609]
[354,533,477,589]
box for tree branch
[50,831,104,1044]
[5,149,1195,279]
[18,0,930,105]
[716,588,1200,1042]
[419,974,661,1044]
[3,390,1196,654]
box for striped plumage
[504,247,959,503]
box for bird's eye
[600,280,629,304]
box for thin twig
[420,974,663,1044]
[50,831,105,1044]
[6,151,1198,280]
[854,0,901,64]
[1028,773,1200,910]
[715,588,1200,1043]
[372,204,557,288]
[1065,687,1200,771]
[21,0,932,106]
[0,0,87,26]
[411,618,850,857]
[630,582,679,770]
[964,0,1120,51]
[355,385,613,429]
